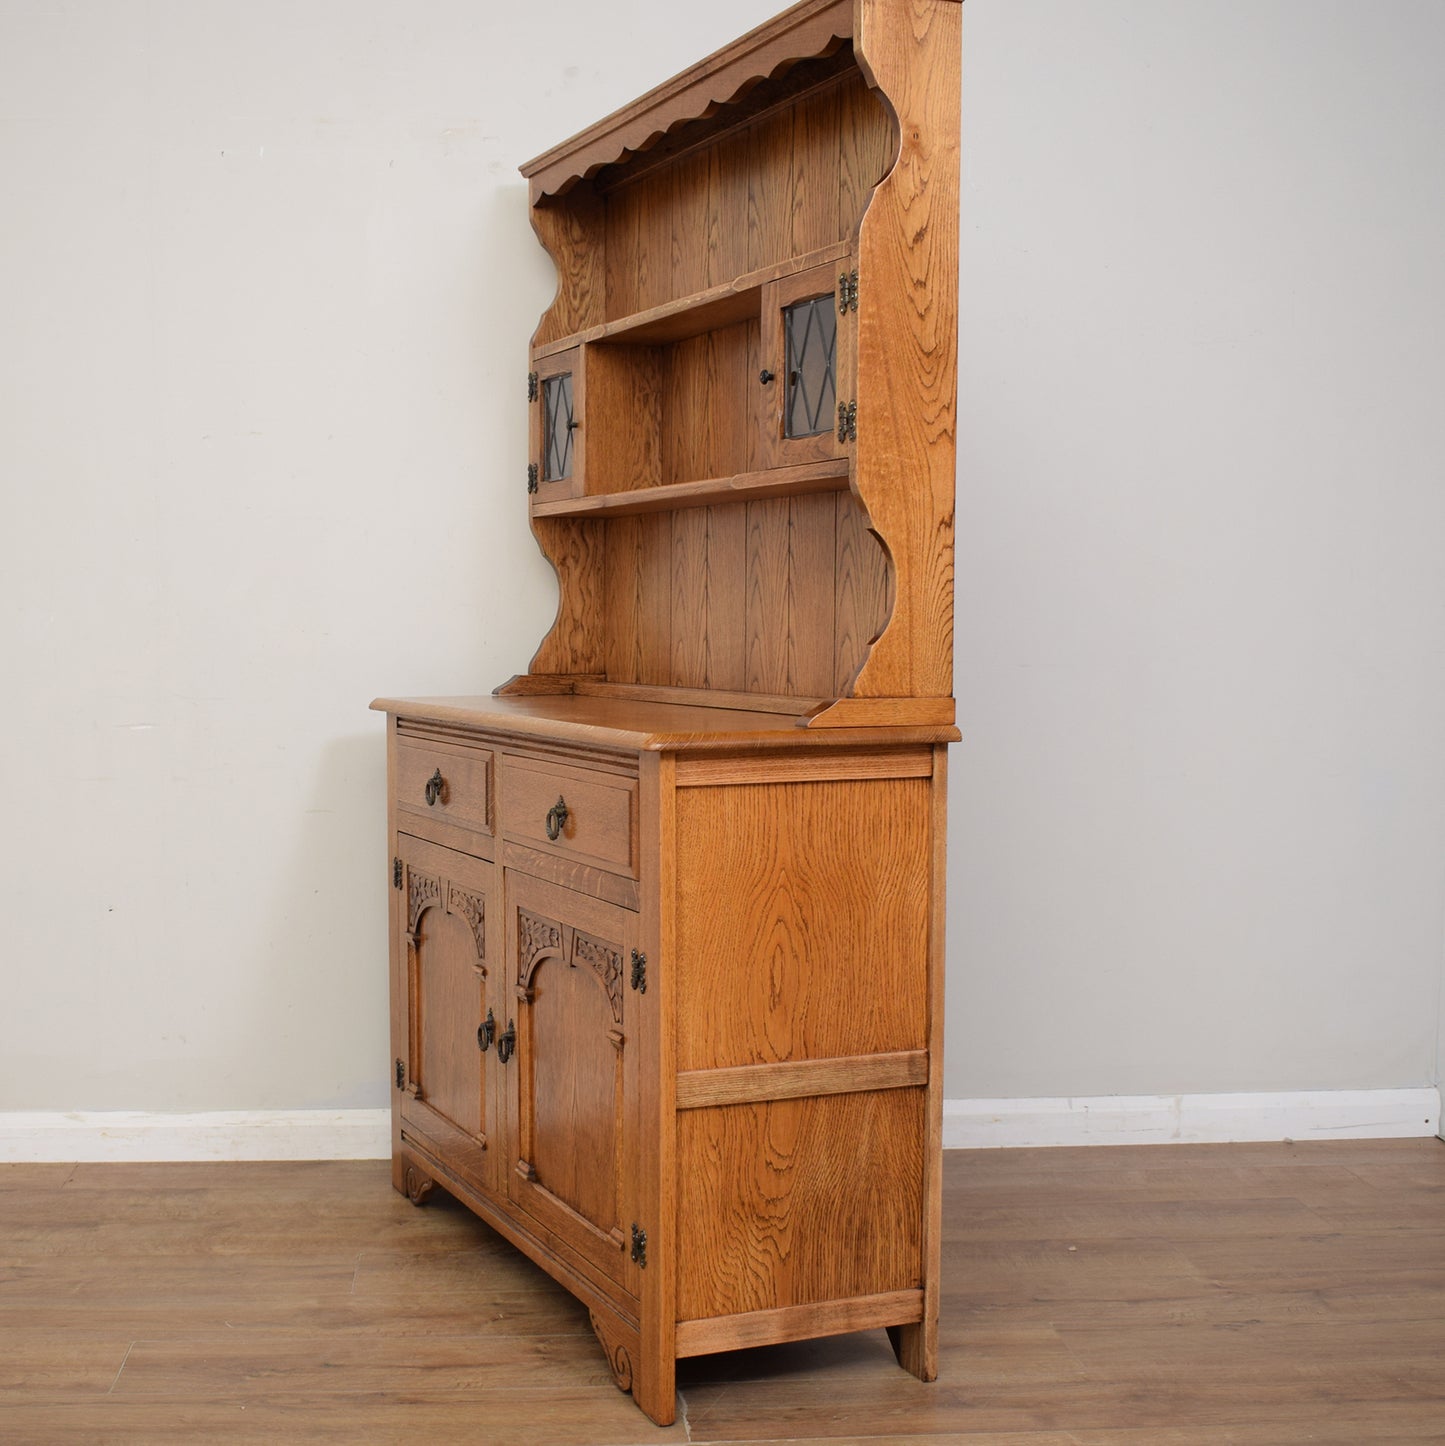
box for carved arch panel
[505,871,641,1294]
[395,835,495,1194]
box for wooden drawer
[500,753,637,878]
[396,738,493,836]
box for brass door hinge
[838,269,859,312]
[527,370,538,402]
[629,949,646,994]
[527,463,539,493]
[394,1057,405,1090]
[630,1222,647,1268]
[837,399,857,443]
[392,857,403,889]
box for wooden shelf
[529,457,849,518]
[531,242,850,361]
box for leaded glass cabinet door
[529,346,584,501]
[759,261,857,469]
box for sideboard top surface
[370,693,958,752]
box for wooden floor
[3,1139,1444,1443]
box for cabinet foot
[403,1163,435,1207]
[887,1320,938,1382]
[588,1309,634,1393]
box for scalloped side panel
[846,0,960,702]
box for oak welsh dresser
[372,0,961,1424]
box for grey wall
[950,0,1445,1097]
[1,0,1441,1113]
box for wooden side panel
[833,491,892,694]
[673,776,930,1071]
[584,344,663,495]
[850,0,960,700]
[675,1089,925,1320]
[635,751,677,1425]
[531,190,606,349]
[527,517,607,677]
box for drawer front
[500,754,637,878]
[396,739,493,836]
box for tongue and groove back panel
[521,44,904,711]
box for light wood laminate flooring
[3,1139,1443,1442]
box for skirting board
[945,1088,1443,1149]
[0,1092,1439,1162]
[0,1110,392,1163]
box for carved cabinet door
[502,870,642,1294]
[396,833,497,1197]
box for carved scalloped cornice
[520,0,852,201]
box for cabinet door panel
[759,261,856,470]
[504,870,640,1295]
[397,833,495,1194]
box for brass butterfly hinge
[629,949,647,994]
[392,857,403,889]
[837,269,859,312]
[394,1057,405,1090]
[526,463,539,494]
[837,399,857,443]
[630,1223,647,1268]
[527,370,538,402]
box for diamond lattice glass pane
[784,296,837,438]
[543,373,574,480]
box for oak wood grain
[676,1288,923,1356]
[528,458,848,519]
[527,517,607,678]
[530,189,606,348]
[676,1050,928,1109]
[674,775,931,1070]
[849,0,960,700]
[673,743,932,786]
[376,692,957,750]
[539,241,853,359]
[676,1089,926,1320]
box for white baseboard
[1,1090,1439,1162]
[0,1109,392,1163]
[944,1088,1442,1149]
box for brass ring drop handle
[544,796,569,841]
[477,1009,495,1053]
[497,1019,516,1065]
[424,768,444,807]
